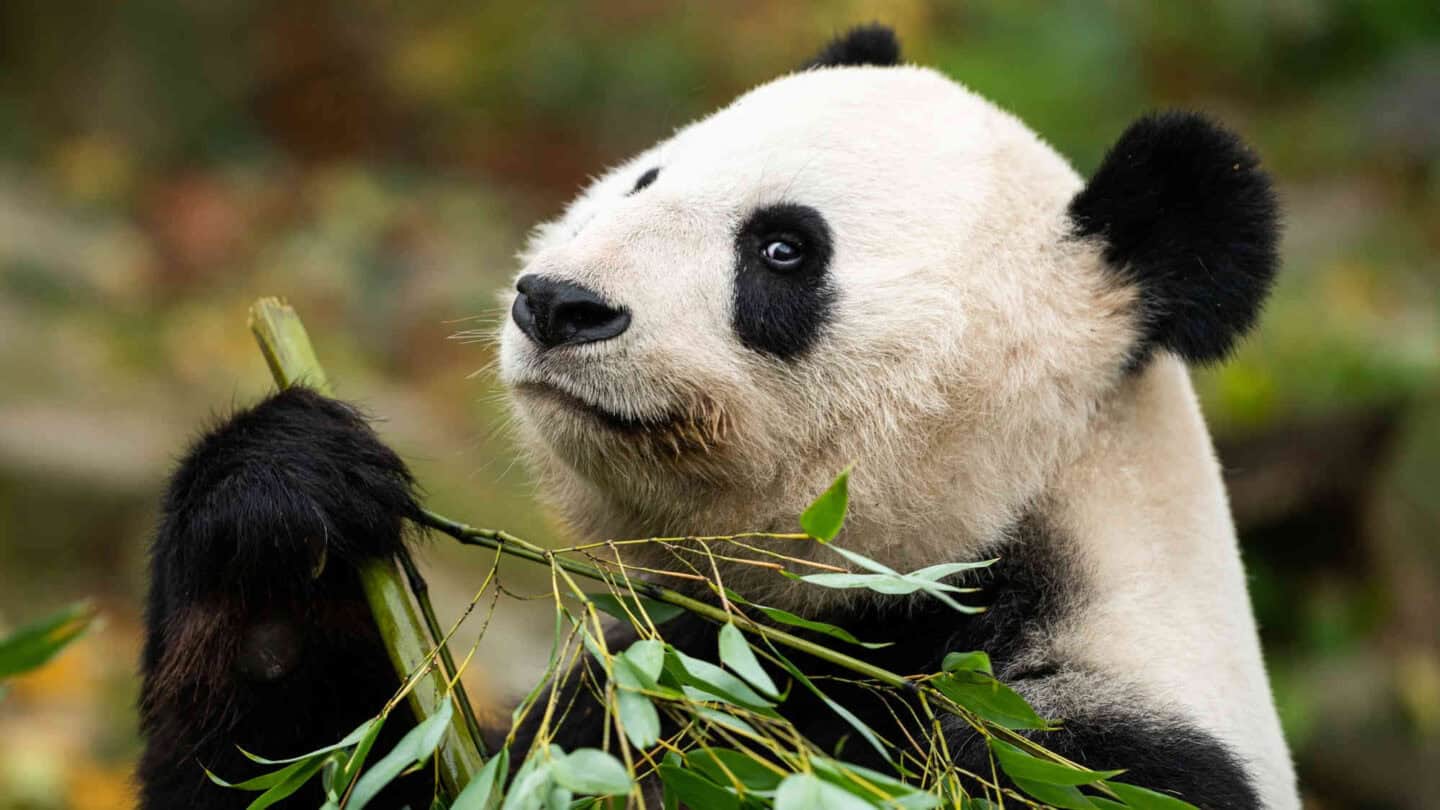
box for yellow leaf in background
[9,632,95,703]
[67,762,137,810]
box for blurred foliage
[0,1,1436,808]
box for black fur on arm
[137,387,432,809]
[1069,112,1281,366]
[803,23,901,69]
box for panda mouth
[517,382,676,433]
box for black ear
[803,24,901,69]
[1069,112,1280,365]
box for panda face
[499,65,1143,553]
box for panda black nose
[511,274,631,350]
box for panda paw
[151,386,419,600]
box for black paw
[153,386,418,600]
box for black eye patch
[732,203,835,360]
[628,167,660,195]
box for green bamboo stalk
[248,297,484,796]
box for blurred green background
[0,1,1436,807]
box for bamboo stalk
[248,297,484,797]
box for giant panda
[137,25,1298,809]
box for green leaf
[683,748,784,793]
[824,542,898,575]
[770,652,891,765]
[244,754,332,810]
[797,571,983,613]
[906,560,996,581]
[348,698,454,809]
[988,739,1122,786]
[588,592,684,625]
[811,758,940,809]
[500,756,554,810]
[797,546,984,612]
[774,773,876,810]
[339,712,390,790]
[503,754,561,810]
[615,639,665,687]
[800,467,851,541]
[451,748,510,810]
[693,706,762,738]
[941,651,993,675]
[749,605,892,649]
[205,756,321,793]
[932,671,1050,730]
[616,689,661,749]
[0,602,94,679]
[659,764,740,810]
[321,754,342,802]
[543,783,572,810]
[1013,777,1098,809]
[238,717,380,765]
[717,623,780,699]
[667,649,775,710]
[551,748,632,796]
[1105,781,1201,810]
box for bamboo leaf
[205,756,320,793]
[770,650,892,764]
[243,755,332,810]
[339,713,390,789]
[1014,777,1098,809]
[500,756,553,810]
[615,689,661,749]
[693,706,762,738]
[348,698,454,809]
[749,604,892,649]
[775,773,878,810]
[451,748,509,810]
[811,757,940,809]
[800,468,851,541]
[797,571,984,613]
[683,748,784,793]
[667,649,775,710]
[988,739,1122,785]
[1105,781,1201,809]
[933,671,1049,730]
[588,592,684,625]
[659,764,740,810]
[940,651,993,675]
[551,748,632,796]
[615,639,665,687]
[237,721,374,765]
[717,623,780,699]
[906,560,996,581]
[0,602,94,680]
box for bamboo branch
[248,297,484,796]
[415,510,915,691]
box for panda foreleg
[946,669,1263,809]
[136,387,434,810]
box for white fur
[497,65,1298,805]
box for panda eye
[760,238,805,271]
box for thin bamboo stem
[414,509,915,691]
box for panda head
[498,26,1277,556]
